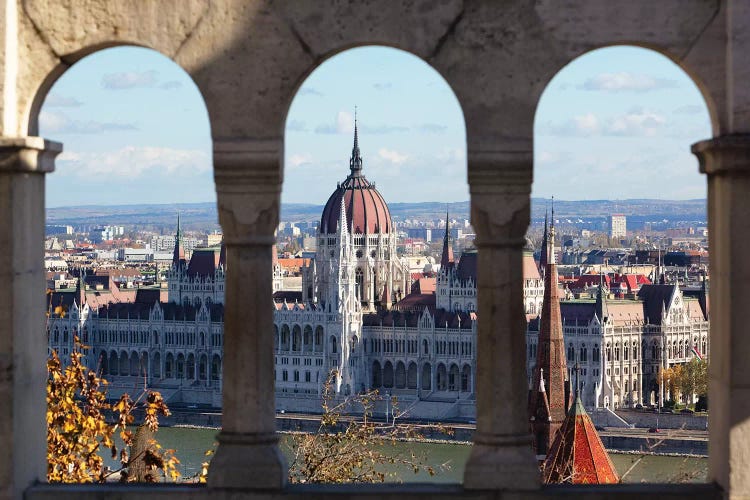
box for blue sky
[40,45,710,208]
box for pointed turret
[529,206,569,459]
[172,214,186,268]
[440,209,455,271]
[349,107,363,176]
[540,210,549,273]
[542,365,620,484]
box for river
[109,426,708,484]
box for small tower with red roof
[542,365,620,484]
[529,205,570,459]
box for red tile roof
[543,395,620,484]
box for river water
[114,426,708,484]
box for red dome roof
[321,175,392,234]
[319,121,392,235]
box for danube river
[124,427,707,484]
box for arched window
[567,343,575,362]
[330,335,337,354]
[423,339,429,355]
[593,344,600,363]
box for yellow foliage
[47,337,180,483]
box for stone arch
[186,353,195,379]
[280,324,290,351]
[109,351,118,376]
[165,352,174,379]
[199,354,208,381]
[383,361,394,389]
[176,353,185,378]
[371,360,382,388]
[448,363,459,391]
[329,335,337,354]
[303,325,313,351]
[314,326,324,352]
[437,363,447,391]
[151,352,161,378]
[292,325,302,352]
[407,362,417,390]
[119,350,129,375]
[211,354,221,381]
[129,351,140,376]
[395,361,406,389]
[421,363,432,391]
[422,338,429,355]
[461,364,472,393]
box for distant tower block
[610,214,626,239]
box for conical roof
[542,394,620,484]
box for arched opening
[314,326,324,352]
[448,364,459,392]
[281,325,290,351]
[199,354,208,381]
[165,353,174,379]
[383,361,394,389]
[211,355,221,382]
[421,363,432,391]
[186,354,195,380]
[395,361,406,389]
[303,325,313,351]
[372,361,382,388]
[129,352,139,377]
[407,362,418,390]
[292,325,302,352]
[176,354,185,379]
[152,352,161,378]
[109,351,118,376]
[461,364,472,393]
[437,364,447,391]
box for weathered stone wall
[1,1,749,499]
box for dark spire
[540,209,549,272]
[76,267,86,307]
[349,107,363,176]
[172,213,185,268]
[440,208,455,271]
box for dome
[320,123,392,235]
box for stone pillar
[692,135,750,498]
[0,137,60,500]
[207,138,286,489]
[463,150,540,490]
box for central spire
[349,107,363,176]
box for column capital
[692,134,750,176]
[213,137,282,241]
[0,136,62,174]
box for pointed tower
[529,209,569,459]
[75,268,86,308]
[172,213,186,269]
[350,107,363,177]
[539,209,549,275]
[542,366,620,484]
[440,209,454,271]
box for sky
[40,45,710,208]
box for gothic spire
[172,213,185,268]
[349,107,363,176]
[440,207,454,271]
[540,209,549,272]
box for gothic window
[580,344,588,362]
[282,370,288,382]
[606,343,612,362]
[330,335,337,354]
[614,343,620,361]
[423,339,429,355]
[292,325,301,352]
[567,343,575,362]
[593,344,600,363]
[293,370,300,382]
[624,344,629,361]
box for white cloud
[378,148,408,164]
[44,92,82,107]
[579,72,678,92]
[574,113,600,134]
[288,153,312,168]
[101,70,158,90]
[314,111,354,135]
[39,110,137,134]
[605,108,665,137]
[57,146,210,177]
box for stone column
[207,138,286,489]
[463,150,539,490]
[692,135,750,498]
[0,137,60,500]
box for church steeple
[440,208,454,271]
[349,107,363,176]
[172,213,186,268]
[540,209,549,272]
[529,194,569,460]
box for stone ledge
[25,482,723,499]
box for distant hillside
[46,198,707,231]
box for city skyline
[40,45,709,208]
